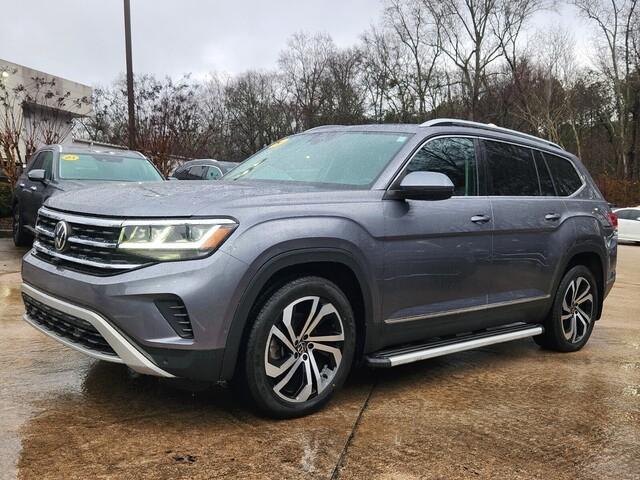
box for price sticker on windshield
[61,154,79,161]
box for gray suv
[20,119,618,418]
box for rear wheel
[12,203,32,247]
[242,277,356,418]
[535,265,597,352]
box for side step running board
[366,324,544,368]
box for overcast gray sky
[1,1,591,87]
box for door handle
[19,183,26,188]
[30,186,37,191]
[545,213,561,221]
[471,215,491,224]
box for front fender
[217,216,383,381]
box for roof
[303,119,567,155]
[40,144,146,158]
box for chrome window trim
[385,294,551,325]
[386,134,586,199]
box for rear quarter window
[543,153,583,196]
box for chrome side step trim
[21,283,174,378]
[367,325,544,367]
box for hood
[54,179,117,192]
[45,180,342,217]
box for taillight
[608,211,618,230]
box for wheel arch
[219,248,376,381]
[555,246,606,320]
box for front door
[24,150,54,226]
[382,136,493,344]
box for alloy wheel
[264,296,345,403]
[561,276,594,343]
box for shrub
[0,181,12,218]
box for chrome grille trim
[34,208,147,273]
[39,207,125,227]
[32,241,143,270]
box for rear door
[382,136,493,343]
[482,140,568,320]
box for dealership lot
[1,239,638,480]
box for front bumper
[21,247,249,380]
[22,282,174,377]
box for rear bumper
[22,282,174,377]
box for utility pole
[123,0,136,149]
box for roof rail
[305,125,344,132]
[420,118,562,150]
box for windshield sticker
[61,154,79,161]
[268,138,289,149]
[396,136,407,143]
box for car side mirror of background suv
[393,171,454,201]
[27,169,46,183]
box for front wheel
[534,265,598,352]
[242,277,356,418]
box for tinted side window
[534,151,556,196]
[28,152,44,171]
[484,140,539,196]
[41,151,53,180]
[406,137,477,196]
[205,166,222,180]
[617,209,640,220]
[543,153,582,196]
[188,166,205,179]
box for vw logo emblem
[54,221,69,251]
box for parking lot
[0,238,638,480]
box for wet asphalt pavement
[1,238,639,479]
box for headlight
[117,218,237,261]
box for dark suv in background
[20,119,617,418]
[12,145,163,246]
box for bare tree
[0,70,89,188]
[573,0,639,178]
[278,32,336,129]
[224,71,295,159]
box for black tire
[535,265,598,352]
[242,276,356,418]
[12,203,32,247]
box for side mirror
[27,169,46,183]
[394,171,454,201]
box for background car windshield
[58,153,163,181]
[224,132,411,187]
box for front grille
[33,208,148,275]
[23,293,116,356]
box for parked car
[21,119,617,418]
[614,207,640,243]
[12,145,163,247]
[171,159,237,180]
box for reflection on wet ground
[1,240,639,479]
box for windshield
[224,131,411,188]
[58,153,163,182]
